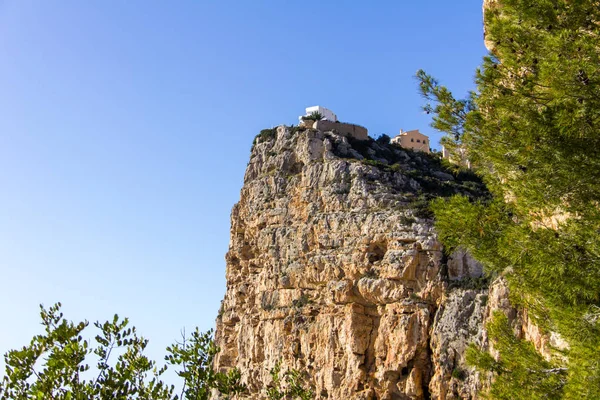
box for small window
[417,139,421,143]
[411,138,414,142]
[423,140,427,144]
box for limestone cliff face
[211,4,573,397]
[213,126,491,399]
[212,3,573,398]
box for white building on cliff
[299,106,338,123]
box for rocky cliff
[211,3,572,396]
[213,126,495,399]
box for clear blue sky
[0,0,486,378]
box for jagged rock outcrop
[213,126,490,399]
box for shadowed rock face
[213,126,491,399]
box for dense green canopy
[418,0,600,398]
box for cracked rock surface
[213,126,489,399]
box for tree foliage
[0,303,246,400]
[418,0,600,398]
[466,313,567,400]
[166,328,246,400]
[266,361,313,400]
[300,112,323,121]
[375,133,391,145]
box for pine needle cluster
[418,0,600,397]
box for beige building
[391,129,430,153]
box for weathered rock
[447,249,484,281]
[214,125,490,399]
[429,289,488,399]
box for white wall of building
[300,105,338,122]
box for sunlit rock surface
[213,126,492,399]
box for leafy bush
[251,128,278,151]
[362,159,389,169]
[0,303,246,400]
[266,361,313,400]
[300,112,322,121]
[410,195,434,219]
[167,328,246,399]
[289,125,304,135]
[376,134,391,145]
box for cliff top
[214,122,490,398]
[250,125,487,212]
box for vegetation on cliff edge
[418,0,600,398]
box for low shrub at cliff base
[0,303,246,400]
[266,361,313,400]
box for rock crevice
[214,126,490,399]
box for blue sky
[0,0,486,381]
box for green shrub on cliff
[266,361,313,400]
[300,111,322,122]
[375,133,391,145]
[252,128,278,151]
[418,0,600,398]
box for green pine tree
[417,0,600,398]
